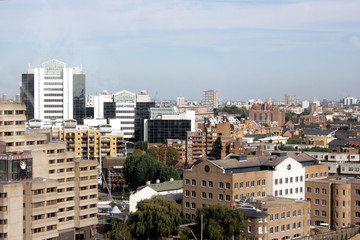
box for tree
[131,195,181,239]
[147,147,159,160]
[133,149,144,155]
[135,141,148,151]
[219,105,249,116]
[123,154,180,190]
[158,146,180,164]
[109,220,133,240]
[196,204,247,240]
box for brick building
[249,103,286,126]
[182,152,327,220]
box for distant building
[113,90,136,139]
[249,102,286,126]
[343,97,358,105]
[177,97,185,107]
[20,59,86,124]
[203,90,218,111]
[285,94,297,106]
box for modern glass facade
[147,119,191,143]
[104,102,116,120]
[73,74,86,124]
[20,74,35,120]
[135,102,155,142]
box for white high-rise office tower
[21,59,86,123]
[203,90,218,111]
[177,96,185,106]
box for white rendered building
[21,59,86,123]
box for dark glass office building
[73,74,86,124]
[135,102,155,142]
[104,102,116,120]
[20,74,35,120]
[146,119,191,143]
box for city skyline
[1,0,360,101]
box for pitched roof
[209,153,316,172]
[147,180,183,192]
[302,129,336,136]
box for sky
[0,0,359,102]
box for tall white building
[114,90,136,139]
[177,97,185,107]
[344,97,358,105]
[93,90,113,119]
[21,59,86,123]
[203,90,218,111]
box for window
[234,183,238,189]
[356,201,360,207]
[208,193,213,199]
[282,212,285,218]
[298,222,301,228]
[275,226,279,233]
[251,181,255,187]
[290,177,293,183]
[246,181,250,187]
[279,178,283,184]
[248,226,251,233]
[270,227,274,234]
[275,190,278,196]
[262,179,266,185]
[185,202,189,208]
[322,200,326,206]
[209,181,213,188]
[275,179,278,185]
[225,182,230,189]
[322,211,326,217]
[287,224,290,230]
[185,179,190,185]
[356,212,360,218]
[191,203,196,209]
[240,182,243,188]
[226,195,230,201]
[285,178,288,183]
[281,225,285,231]
[191,180,196,186]
[275,213,279,220]
[315,210,320,216]
[191,191,196,198]
[202,192,206,199]
[298,209,301,216]
[293,210,296,217]
[315,188,320,193]
[202,180,206,187]
[219,194,224,201]
[287,211,290,218]
[315,199,320,205]
[185,190,189,197]
[295,176,299,182]
[219,182,224,188]
[257,180,261,186]
[293,223,296,229]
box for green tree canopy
[131,195,181,239]
[109,220,133,240]
[196,204,247,240]
[147,147,159,160]
[123,154,180,190]
[135,141,148,151]
[219,105,248,116]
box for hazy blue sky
[1,0,359,102]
